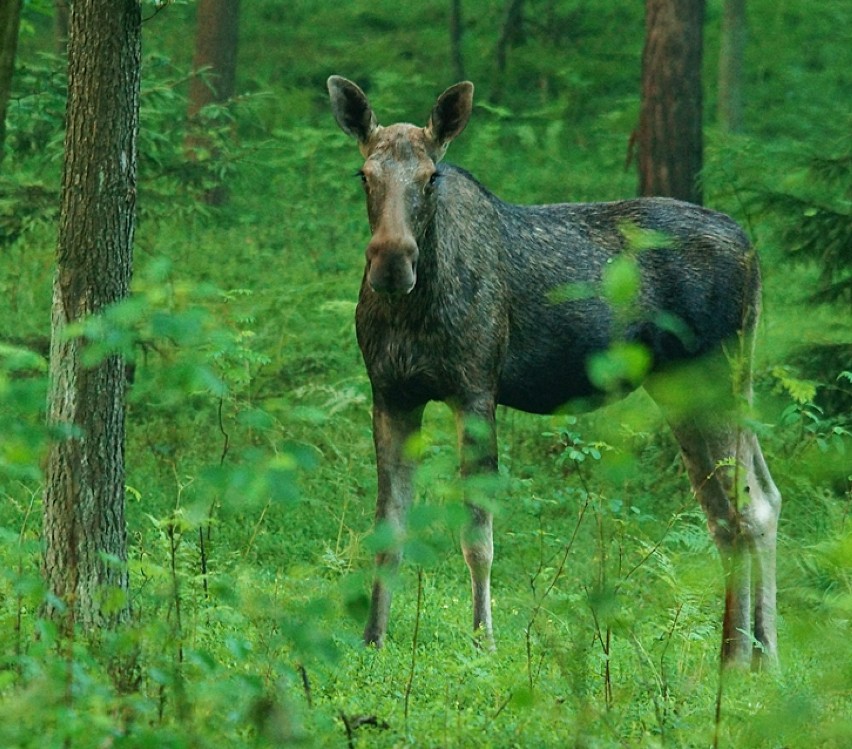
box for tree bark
[718,0,746,132]
[187,0,239,119]
[493,0,525,103]
[43,0,141,633]
[0,0,23,161]
[55,0,70,54]
[638,0,706,205]
[186,0,240,205]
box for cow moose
[327,75,781,668]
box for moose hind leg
[364,402,424,648]
[742,432,781,668]
[670,422,755,665]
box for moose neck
[359,163,506,333]
[420,165,504,289]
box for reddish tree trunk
[187,0,239,119]
[186,0,240,205]
[638,0,705,205]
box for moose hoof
[363,629,385,649]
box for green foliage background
[1,1,850,746]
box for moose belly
[497,348,606,414]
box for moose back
[327,75,781,668]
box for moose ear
[424,81,474,160]
[327,76,378,148]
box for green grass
[1,0,850,746]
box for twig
[15,485,39,665]
[217,394,230,465]
[199,394,230,593]
[614,511,681,594]
[525,471,591,690]
[583,583,612,710]
[198,525,209,598]
[404,568,425,726]
[298,663,313,708]
[713,664,725,749]
[493,690,513,719]
[243,500,272,558]
[339,712,389,748]
[340,711,355,749]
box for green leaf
[601,256,640,307]
[587,341,652,391]
[618,221,676,251]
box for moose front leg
[364,401,424,648]
[454,396,498,649]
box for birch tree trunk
[43,0,141,633]
[638,0,706,205]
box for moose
[327,75,781,668]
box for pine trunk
[493,0,525,103]
[55,0,70,53]
[638,0,706,205]
[718,0,746,132]
[43,0,141,633]
[0,0,23,160]
[186,0,240,205]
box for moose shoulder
[327,75,781,669]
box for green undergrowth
[2,0,850,746]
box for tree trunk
[493,0,525,103]
[450,0,465,82]
[55,0,70,53]
[718,0,746,132]
[43,0,141,633]
[186,0,240,205]
[638,0,705,205]
[0,0,23,161]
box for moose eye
[426,171,439,190]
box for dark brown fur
[328,76,781,667]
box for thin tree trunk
[54,0,70,53]
[493,0,524,103]
[718,0,746,132]
[450,0,465,82]
[187,0,239,119]
[186,0,240,205]
[43,0,141,633]
[0,0,23,161]
[638,0,706,205]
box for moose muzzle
[365,235,419,295]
